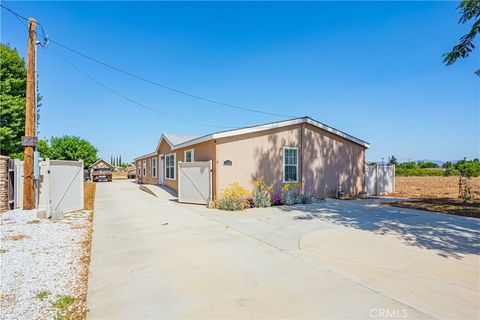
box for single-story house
[90,159,113,171]
[134,116,369,199]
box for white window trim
[138,163,141,175]
[165,153,176,180]
[142,160,146,177]
[184,149,194,163]
[282,147,299,183]
[152,157,157,178]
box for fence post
[44,158,51,218]
[209,160,213,202]
[0,156,10,212]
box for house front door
[159,155,164,185]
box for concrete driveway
[87,180,480,319]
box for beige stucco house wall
[135,117,368,199]
[215,122,365,198]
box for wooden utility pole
[23,18,37,210]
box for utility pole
[23,18,37,210]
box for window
[184,149,194,163]
[283,147,298,182]
[152,158,157,178]
[143,160,146,177]
[165,153,176,180]
[138,163,141,175]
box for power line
[1,3,296,119]
[2,3,236,129]
[48,38,294,118]
[52,48,235,129]
[1,2,47,40]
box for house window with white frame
[283,147,298,182]
[143,160,146,177]
[138,163,141,175]
[165,153,176,180]
[184,149,194,163]
[152,158,157,178]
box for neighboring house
[89,159,113,181]
[135,116,369,199]
[90,159,113,171]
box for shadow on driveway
[281,199,480,259]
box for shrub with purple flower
[272,194,282,205]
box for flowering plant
[252,180,273,207]
[217,182,252,211]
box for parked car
[91,167,112,182]
[127,168,136,179]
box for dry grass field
[393,176,480,200]
[84,182,96,210]
[388,176,479,218]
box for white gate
[178,161,212,204]
[13,159,84,216]
[366,164,395,196]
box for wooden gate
[178,161,212,205]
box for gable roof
[135,116,369,161]
[163,133,200,146]
[172,116,370,150]
[89,159,113,168]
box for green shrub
[217,183,251,211]
[252,180,272,207]
[300,194,314,204]
[395,168,444,176]
[456,158,480,177]
[281,183,301,205]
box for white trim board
[135,116,370,161]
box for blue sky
[1,1,478,163]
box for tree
[419,162,439,169]
[0,44,26,158]
[444,0,480,75]
[47,135,98,168]
[455,158,480,203]
[397,161,418,169]
[388,155,398,166]
[37,139,50,159]
[119,155,122,166]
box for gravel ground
[0,209,90,320]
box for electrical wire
[52,48,235,129]
[47,38,294,118]
[1,2,295,118]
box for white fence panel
[178,161,212,205]
[12,159,84,216]
[49,160,84,213]
[365,164,395,196]
[13,159,24,209]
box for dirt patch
[387,198,479,218]
[393,176,480,200]
[84,182,96,211]
[68,211,93,319]
[8,234,29,241]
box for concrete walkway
[87,180,479,319]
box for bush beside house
[212,180,315,211]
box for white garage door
[178,161,212,205]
